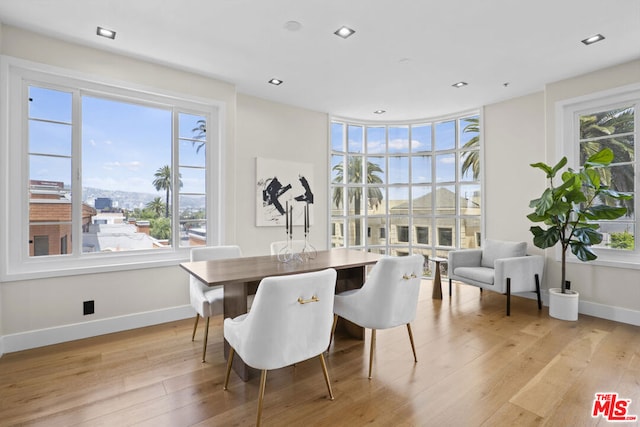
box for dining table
[180,247,383,381]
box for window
[397,225,409,242]
[416,226,429,244]
[1,57,222,279]
[560,83,640,266]
[330,113,481,262]
[438,228,453,247]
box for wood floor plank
[2,280,640,427]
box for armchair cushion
[480,240,527,268]
[454,266,495,285]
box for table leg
[334,266,366,340]
[432,261,443,299]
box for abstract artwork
[256,158,314,227]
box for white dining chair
[331,254,424,379]
[190,245,243,362]
[223,268,337,427]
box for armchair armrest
[494,255,544,293]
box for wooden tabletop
[180,248,383,286]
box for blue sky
[330,118,479,200]
[29,86,206,198]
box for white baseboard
[519,291,640,326]
[1,304,194,355]
[3,293,640,357]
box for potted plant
[527,148,631,320]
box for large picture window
[560,84,640,266]
[1,58,221,279]
[330,113,482,269]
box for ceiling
[0,0,638,121]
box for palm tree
[579,107,634,215]
[460,117,480,180]
[191,119,206,154]
[332,157,384,244]
[146,197,165,217]
[152,165,183,218]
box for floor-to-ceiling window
[330,113,481,275]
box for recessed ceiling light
[96,26,116,40]
[452,81,468,88]
[284,21,302,32]
[581,34,605,45]
[268,78,283,86]
[374,110,386,114]
[334,26,355,39]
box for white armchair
[223,268,337,427]
[331,254,424,379]
[190,245,243,362]
[447,239,543,316]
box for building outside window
[1,58,221,279]
[330,113,482,273]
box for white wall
[235,94,329,256]
[483,92,546,245]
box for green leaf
[585,147,613,166]
[572,227,602,245]
[530,226,560,249]
[530,162,553,177]
[584,168,601,189]
[599,188,633,200]
[527,212,548,222]
[570,242,598,262]
[533,188,554,216]
[553,175,576,194]
[550,157,568,177]
[584,205,628,220]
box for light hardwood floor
[1,280,640,427]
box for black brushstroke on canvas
[294,175,314,204]
[263,177,291,214]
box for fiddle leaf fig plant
[527,148,631,293]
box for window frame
[0,56,225,280]
[557,82,640,269]
[329,111,483,260]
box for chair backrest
[480,239,527,268]
[190,245,242,292]
[226,268,337,370]
[270,240,307,255]
[351,255,424,329]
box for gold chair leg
[256,369,268,427]
[318,353,335,400]
[223,347,235,390]
[191,314,200,341]
[368,329,376,379]
[328,314,338,351]
[202,316,210,363]
[407,323,417,363]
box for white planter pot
[548,288,579,321]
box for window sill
[1,249,191,282]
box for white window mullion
[72,89,82,256]
[171,109,180,248]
